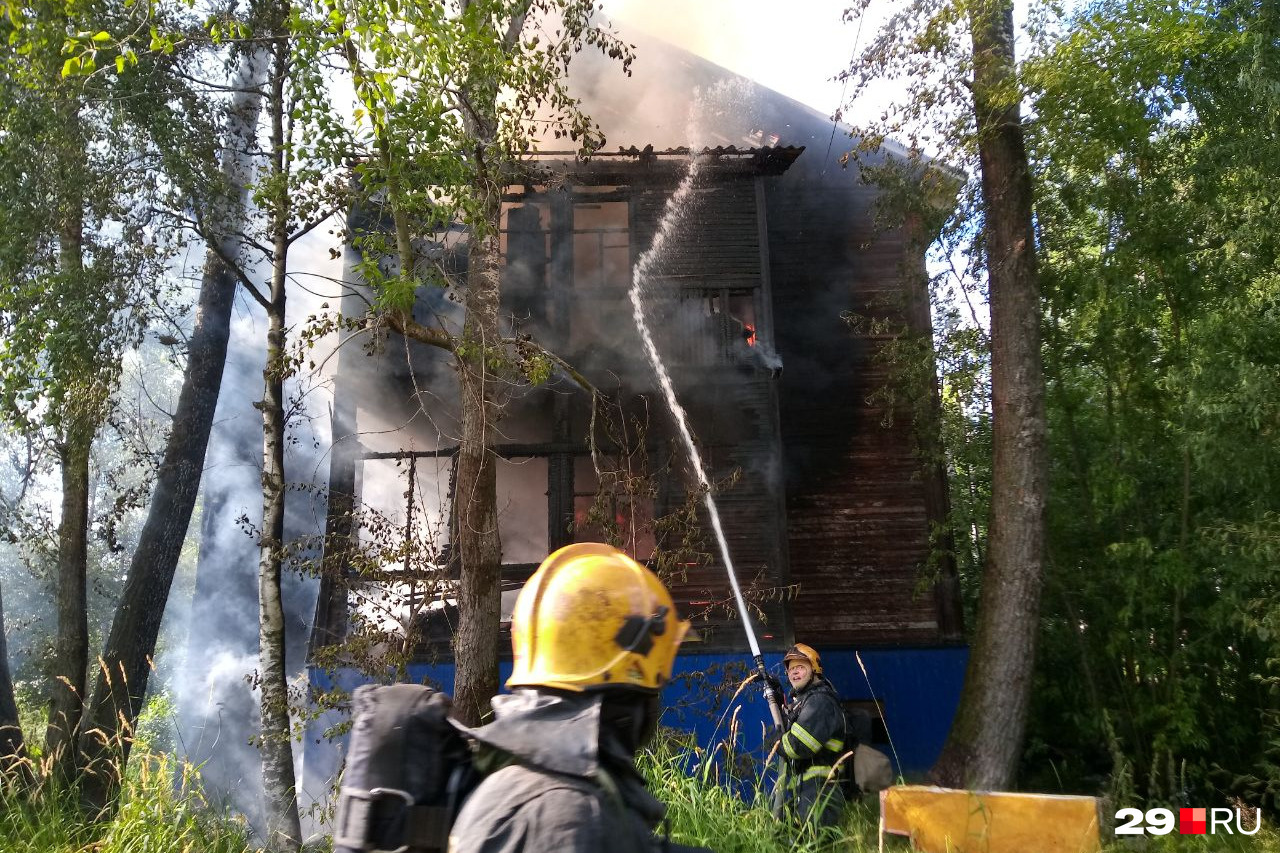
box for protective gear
[773,672,847,828]
[507,543,689,693]
[782,643,822,674]
[450,691,711,853]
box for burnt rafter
[360,442,583,461]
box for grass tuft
[0,749,253,853]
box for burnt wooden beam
[361,442,584,461]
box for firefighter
[449,543,712,853]
[771,643,848,828]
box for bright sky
[599,0,880,119]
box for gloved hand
[763,726,783,755]
[761,673,788,725]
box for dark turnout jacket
[449,690,710,853]
[774,675,847,826]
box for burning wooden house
[305,34,966,780]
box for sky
[599,0,884,120]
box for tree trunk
[447,19,511,724]
[258,288,301,851]
[450,196,504,728]
[257,26,301,852]
[76,48,268,813]
[46,420,91,781]
[46,156,91,778]
[0,582,27,768]
[929,0,1047,791]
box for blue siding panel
[304,645,967,793]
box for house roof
[567,27,960,190]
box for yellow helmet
[507,543,690,693]
[782,643,822,674]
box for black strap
[334,786,383,851]
[335,786,450,853]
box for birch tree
[255,9,308,846]
[201,5,346,845]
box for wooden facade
[309,39,964,668]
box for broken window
[501,201,550,328]
[656,287,761,365]
[345,453,453,652]
[704,289,758,349]
[572,201,630,290]
[495,456,550,564]
[569,198,631,354]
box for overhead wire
[820,4,868,177]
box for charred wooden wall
[629,176,791,651]
[765,157,954,648]
[312,147,961,666]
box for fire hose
[704,502,785,731]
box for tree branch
[381,308,455,351]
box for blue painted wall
[302,645,967,797]
[655,647,970,776]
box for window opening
[572,455,655,560]
[569,197,630,354]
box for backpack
[837,707,893,798]
[333,683,480,853]
[852,744,894,794]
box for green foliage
[843,0,1280,808]
[1018,0,1280,807]
[0,7,146,440]
[300,0,631,320]
[0,0,197,444]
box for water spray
[628,141,784,731]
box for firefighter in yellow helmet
[450,543,711,853]
[771,643,848,828]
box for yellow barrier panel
[879,785,1102,853]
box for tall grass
[0,751,255,853]
[638,731,880,852]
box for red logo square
[1180,807,1206,834]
